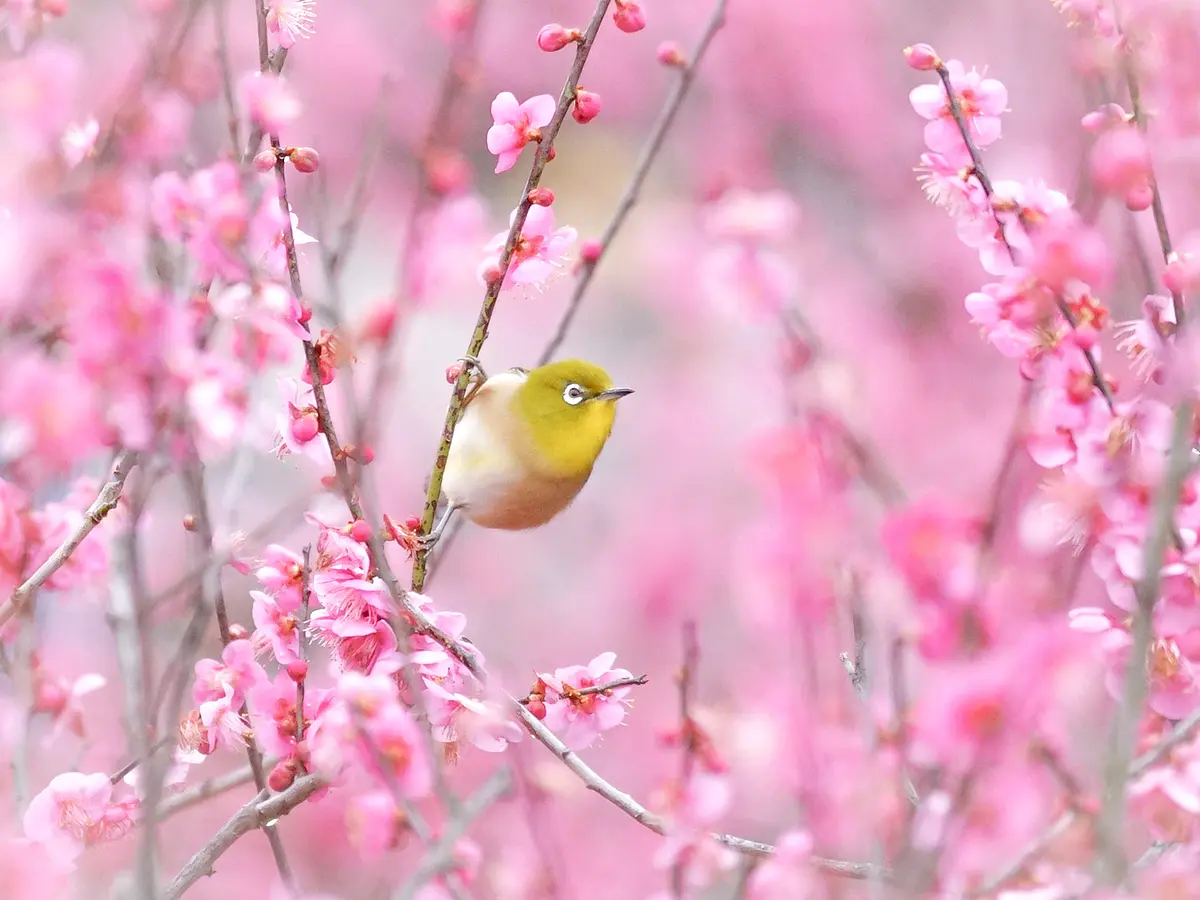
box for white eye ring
[563,383,586,406]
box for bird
[422,357,633,548]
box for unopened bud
[579,238,603,265]
[404,515,421,532]
[229,623,250,641]
[360,301,397,346]
[480,262,503,285]
[349,519,373,543]
[525,698,547,719]
[572,89,602,124]
[183,514,197,532]
[903,43,941,71]
[426,151,470,195]
[288,146,321,174]
[545,146,557,163]
[528,187,555,206]
[253,149,278,172]
[359,445,376,465]
[40,0,67,16]
[290,413,319,444]
[1125,183,1154,212]
[537,23,582,52]
[657,41,686,68]
[612,0,646,33]
[446,361,465,383]
[285,660,309,683]
[268,759,298,792]
[1081,103,1129,134]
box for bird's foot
[455,355,489,384]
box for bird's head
[515,359,633,478]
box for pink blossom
[909,60,1008,155]
[0,477,34,596]
[239,71,301,133]
[267,0,315,49]
[345,790,404,858]
[248,670,328,760]
[251,590,304,666]
[915,151,982,213]
[60,117,98,168]
[744,831,823,898]
[539,652,634,750]
[485,91,555,174]
[31,478,112,592]
[256,544,307,607]
[423,679,522,752]
[1113,293,1176,381]
[23,772,138,869]
[32,668,105,744]
[193,638,268,708]
[477,204,577,290]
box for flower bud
[404,515,421,532]
[33,681,67,716]
[525,698,547,719]
[183,514,197,532]
[289,146,321,174]
[480,262,503,285]
[350,518,373,543]
[360,301,397,346]
[427,150,470,195]
[903,43,941,71]
[545,146,557,163]
[537,23,581,52]
[446,361,465,383]
[1164,252,1199,295]
[1124,183,1154,212]
[1080,102,1128,134]
[229,623,250,641]
[286,660,309,683]
[657,41,686,68]
[612,0,646,33]
[579,238,603,265]
[253,149,277,172]
[41,0,68,16]
[268,759,298,792]
[528,187,555,206]
[573,89,602,124]
[359,445,376,465]
[290,413,319,444]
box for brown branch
[671,621,700,899]
[0,450,137,630]
[518,674,648,704]
[393,768,514,900]
[537,0,727,366]
[157,765,260,820]
[411,0,616,593]
[161,774,326,900]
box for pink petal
[510,258,554,285]
[977,79,1009,113]
[520,94,557,128]
[909,84,946,119]
[494,149,519,174]
[486,124,520,155]
[489,91,520,124]
[972,116,1003,148]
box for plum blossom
[23,772,139,869]
[238,71,301,133]
[538,652,635,750]
[909,60,1008,157]
[477,204,577,290]
[267,0,315,49]
[485,91,555,173]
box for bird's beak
[596,387,634,401]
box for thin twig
[0,450,137,630]
[518,674,648,704]
[411,0,616,593]
[161,774,326,900]
[671,622,700,899]
[157,765,260,820]
[1095,404,1195,884]
[537,0,728,365]
[392,768,513,900]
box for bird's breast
[442,372,590,530]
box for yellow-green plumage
[441,359,631,531]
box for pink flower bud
[573,88,602,124]
[657,41,686,68]
[253,149,277,172]
[903,43,941,71]
[359,445,376,465]
[268,760,298,792]
[350,519,373,543]
[427,151,470,195]
[580,239,603,265]
[526,698,547,719]
[360,301,397,346]
[480,262,502,285]
[229,623,250,641]
[182,514,197,532]
[1090,127,1150,195]
[405,515,422,532]
[1124,183,1154,212]
[545,146,557,163]
[41,0,68,16]
[1164,252,1200,295]
[612,0,646,33]
[528,187,555,206]
[446,361,465,383]
[537,23,581,52]
[33,682,67,716]
[289,146,321,173]
[286,660,309,683]
[290,413,319,444]
[1080,102,1128,134]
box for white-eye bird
[425,357,633,546]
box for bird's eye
[562,383,586,406]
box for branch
[392,767,514,900]
[512,702,887,882]
[0,450,137,630]
[518,674,648,704]
[157,765,259,820]
[161,774,327,900]
[671,621,700,898]
[537,0,728,366]
[411,0,616,593]
[1095,403,1195,884]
